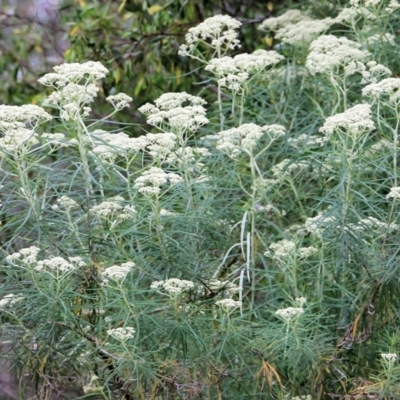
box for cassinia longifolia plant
[1,1,400,398]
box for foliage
[1,1,400,400]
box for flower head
[107,327,135,341]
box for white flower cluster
[381,353,397,362]
[291,396,312,400]
[150,278,195,295]
[179,15,242,55]
[0,105,52,154]
[106,93,132,110]
[6,246,41,266]
[386,187,400,200]
[265,239,317,259]
[0,104,52,133]
[211,123,285,158]
[0,128,40,154]
[271,159,310,179]
[39,62,109,121]
[165,146,210,168]
[303,212,338,237]
[275,306,304,321]
[139,92,208,134]
[134,167,182,195]
[107,327,135,341]
[38,61,108,86]
[0,293,24,310]
[90,196,137,219]
[346,216,399,234]
[287,134,327,148]
[306,35,369,75]
[258,9,304,32]
[52,195,79,211]
[319,104,375,138]
[102,261,135,284]
[207,279,239,294]
[344,60,392,84]
[215,299,242,312]
[362,78,400,103]
[259,9,335,46]
[41,132,67,148]
[365,33,396,47]
[205,51,284,93]
[35,256,86,274]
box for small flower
[386,187,400,200]
[106,93,132,110]
[362,78,400,103]
[275,306,304,321]
[306,35,369,75]
[52,195,79,211]
[319,104,375,138]
[102,262,135,284]
[134,167,182,195]
[0,293,24,310]
[381,353,397,362]
[295,297,307,307]
[215,299,242,312]
[107,327,135,341]
[150,278,195,295]
[179,15,242,54]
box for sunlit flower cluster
[319,104,375,138]
[271,159,310,179]
[386,187,400,200]
[52,195,79,211]
[35,256,86,274]
[90,196,136,219]
[274,17,334,46]
[102,262,135,284]
[211,123,285,158]
[265,239,317,259]
[0,105,52,133]
[0,293,24,310]
[38,61,108,86]
[258,9,304,32]
[178,15,242,55]
[139,92,208,133]
[0,128,40,154]
[106,93,132,110]
[150,278,195,295]
[381,353,397,362]
[215,298,242,312]
[205,51,284,92]
[306,35,369,75]
[303,212,338,236]
[344,60,392,84]
[6,246,41,266]
[275,306,304,321]
[107,327,135,341]
[134,167,182,195]
[362,78,400,103]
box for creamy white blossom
[386,187,400,200]
[258,10,304,32]
[6,246,41,266]
[134,167,182,195]
[151,278,195,295]
[212,123,285,158]
[362,78,400,103]
[107,327,135,341]
[39,61,108,87]
[274,17,335,46]
[0,293,24,310]
[106,93,132,110]
[275,306,304,320]
[0,104,52,133]
[0,128,39,154]
[52,195,79,211]
[102,262,135,284]
[179,15,242,55]
[381,353,397,362]
[139,93,208,133]
[306,35,369,75]
[319,104,375,137]
[215,299,242,312]
[35,256,85,274]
